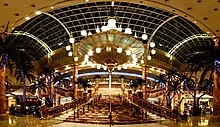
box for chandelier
[66,2,156,71]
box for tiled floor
[1,114,220,127]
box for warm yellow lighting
[150,42,155,48]
[117,47,122,53]
[68,51,73,56]
[147,55,151,60]
[69,37,75,43]
[151,49,156,54]
[25,17,30,20]
[97,64,101,69]
[131,54,136,58]
[81,29,87,36]
[117,66,121,70]
[123,64,128,69]
[88,50,93,56]
[35,11,42,15]
[96,47,101,53]
[66,45,71,51]
[106,47,111,52]
[74,56,78,61]
[141,59,144,64]
[126,50,131,55]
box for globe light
[81,29,87,36]
[150,42,155,48]
[68,51,73,56]
[147,55,152,60]
[69,37,75,43]
[131,54,136,58]
[107,18,117,30]
[97,64,101,69]
[123,64,128,69]
[88,50,93,56]
[96,47,101,53]
[141,59,144,64]
[117,66,121,70]
[101,25,108,32]
[151,49,156,54]
[66,45,71,51]
[142,29,148,40]
[126,50,131,55]
[117,47,122,53]
[88,31,92,36]
[74,56,78,61]
[124,27,132,34]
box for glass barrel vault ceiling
[11,1,213,63]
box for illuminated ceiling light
[134,32,138,38]
[156,69,160,72]
[96,47,101,53]
[84,54,89,59]
[97,64,101,69]
[88,31,92,36]
[103,66,107,70]
[151,49,156,54]
[25,17,30,20]
[68,51,73,56]
[107,18,117,30]
[147,55,151,60]
[74,56,78,61]
[124,27,132,34]
[96,25,100,33]
[58,42,63,46]
[117,25,122,32]
[106,46,111,52]
[91,64,96,68]
[35,11,42,15]
[82,61,86,65]
[132,61,137,65]
[69,37,75,43]
[50,6,54,9]
[194,21,197,24]
[117,66,121,70]
[126,50,131,55]
[101,25,108,32]
[117,47,122,53]
[207,31,210,34]
[141,59,144,64]
[131,54,136,58]
[123,64,128,69]
[54,70,59,72]
[85,0,89,2]
[81,29,87,36]
[12,28,14,30]
[150,42,155,48]
[133,57,138,62]
[88,50,93,56]
[87,61,92,65]
[66,45,71,51]
[65,66,71,70]
[167,53,171,58]
[142,29,148,40]
[111,1,114,6]
[149,67,154,71]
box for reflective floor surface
[1,114,220,127]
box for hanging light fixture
[126,50,131,55]
[150,42,155,48]
[81,29,87,36]
[88,31,92,36]
[68,51,73,56]
[66,45,71,51]
[69,37,75,43]
[74,56,78,61]
[96,25,101,33]
[141,59,144,64]
[124,25,132,34]
[142,28,148,40]
[88,50,93,56]
[134,32,138,38]
[147,55,152,60]
[96,47,101,53]
[151,49,156,54]
[117,47,122,53]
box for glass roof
[11,1,213,62]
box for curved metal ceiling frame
[11,1,212,63]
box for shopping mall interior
[0,0,220,127]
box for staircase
[55,96,160,124]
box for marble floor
[1,114,220,127]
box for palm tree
[184,40,220,116]
[11,52,35,111]
[38,66,54,107]
[0,23,16,114]
[156,69,183,109]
